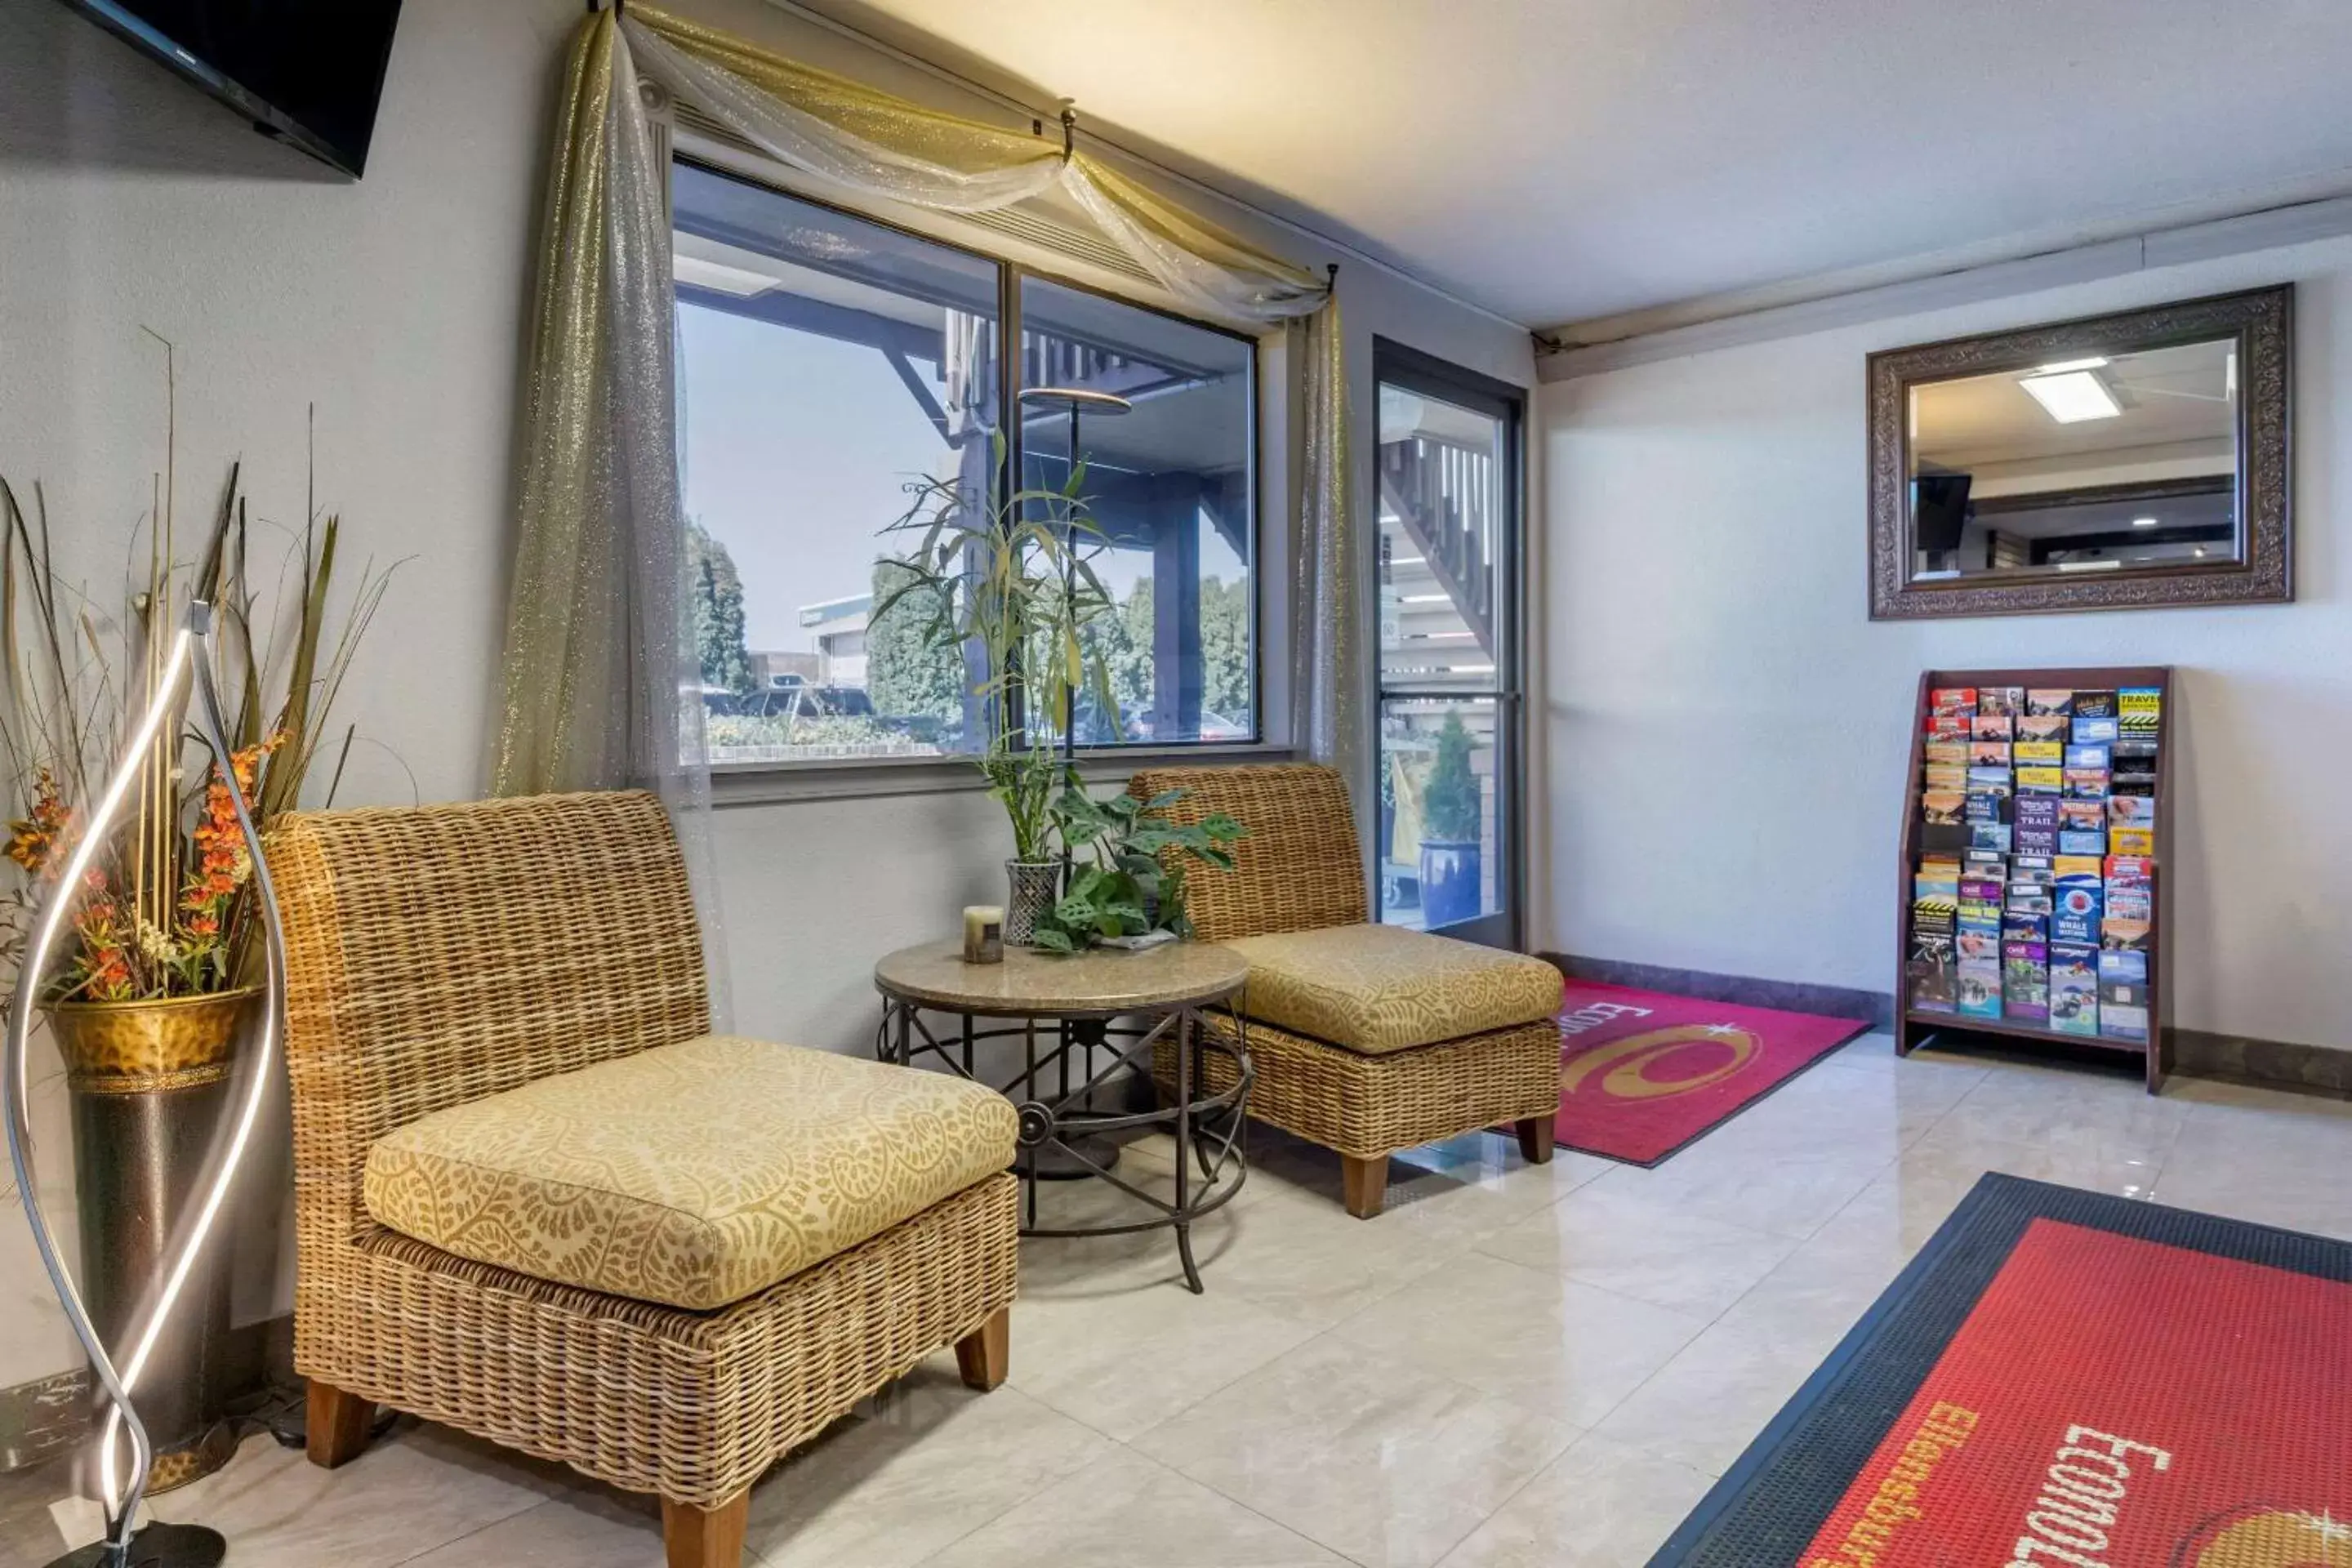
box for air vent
[672,104,1158,287]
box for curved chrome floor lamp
[3,602,287,1568]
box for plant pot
[1003,861,1062,947]
[1417,840,1482,930]
[43,988,256,1493]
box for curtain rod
[748,0,1530,335]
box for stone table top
[874,938,1248,1017]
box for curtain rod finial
[1058,103,1076,160]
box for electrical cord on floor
[232,1382,399,1451]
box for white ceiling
[793,0,2352,331]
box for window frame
[670,152,1272,790]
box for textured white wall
[0,0,1530,1384]
[1537,235,2350,1052]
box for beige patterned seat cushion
[363,1035,1017,1311]
[1223,924,1564,1056]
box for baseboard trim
[0,1313,293,1473]
[1544,952,1897,1027]
[2171,1027,2352,1098]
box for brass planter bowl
[43,987,257,1494]
[46,988,255,1096]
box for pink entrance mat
[1552,982,1870,1165]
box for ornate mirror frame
[1867,283,2292,619]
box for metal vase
[1003,860,1061,947]
[47,991,255,1493]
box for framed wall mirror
[1868,283,2292,618]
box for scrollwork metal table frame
[873,941,1253,1294]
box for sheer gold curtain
[490,3,1358,965]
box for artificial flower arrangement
[0,459,393,1004]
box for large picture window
[672,160,1258,765]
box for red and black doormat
[1651,1175,2352,1566]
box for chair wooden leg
[662,1491,750,1568]
[1341,1153,1388,1218]
[305,1379,375,1469]
[1515,1115,1557,1165]
[955,1305,1010,1392]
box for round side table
[873,940,1253,1294]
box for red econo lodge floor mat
[1552,981,1869,1165]
[1650,1174,2352,1567]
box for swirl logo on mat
[1559,1023,1758,1100]
[2179,1507,2352,1567]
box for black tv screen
[61,0,403,177]
[1911,472,1973,554]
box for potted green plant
[1029,786,1244,953]
[875,440,1121,943]
[1417,710,1484,929]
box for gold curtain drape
[490,3,1359,924]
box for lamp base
[46,1522,226,1568]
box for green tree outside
[685,518,754,696]
[866,559,967,720]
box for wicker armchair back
[270,790,710,1245]
[1127,763,1366,943]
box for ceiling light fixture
[2018,368,2122,423]
[2131,516,2159,528]
[1401,593,1448,604]
[2034,357,2110,375]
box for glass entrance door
[1372,341,1524,948]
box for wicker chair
[1131,764,1563,1218]
[273,791,1018,1568]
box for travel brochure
[1908,681,2161,1045]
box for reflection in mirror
[1908,338,2239,583]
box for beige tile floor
[17,1033,2352,1568]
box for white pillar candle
[963,905,1005,964]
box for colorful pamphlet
[1908,931,1957,1013]
[1931,687,1979,712]
[1972,822,2014,853]
[2014,741,2065,767]
[2059,829,2107,857]
[1971,713,2016,741]
[2007,881,2054,916]
[2058,799,2106,833]
[1958,958,2003,1018]
[2018,714,2071,743]
[1922,789,1965,825]
[2071,715,2119,744]
[2015,765,2065,794]
[1925,764,1968,791]
[2063,743,2111,771]
[2118,687,2162,737]
[2055,855,2103,879]
[2027,688,2074,716]
[1978,687,2024,717]
[2002,940,2051,1022]
[1927,715,1970,738]
[2050,943,2100,1036]
[1971,741,2014,767]
[2051,876,2103,945]
[2064,767,2110,799]
[2107,795,2155,829]
[2072,690,2118,719]
[1957,930,2000,963]
[2097,949,2149,1041]
[2109,824,2154,858]
[1925,738,1970,767]
[1968,766,2016,794]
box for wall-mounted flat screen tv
[60,0,403,178]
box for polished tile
[1133,1335,1576,1568]
[1007,1279,1317,1441]
[42,1050,2352,1568]
[398,1487,662,1567]
[1330,1252,1709,1428]
[747,1363,1111,1568]
[1477,1183,1800,1318]
[148,1424,568,1568]
[1587,1312,1823,1478]
[1244,1126,1614,1245]
[1434,1433,1716,1568]
[922,1446,1348,1568]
